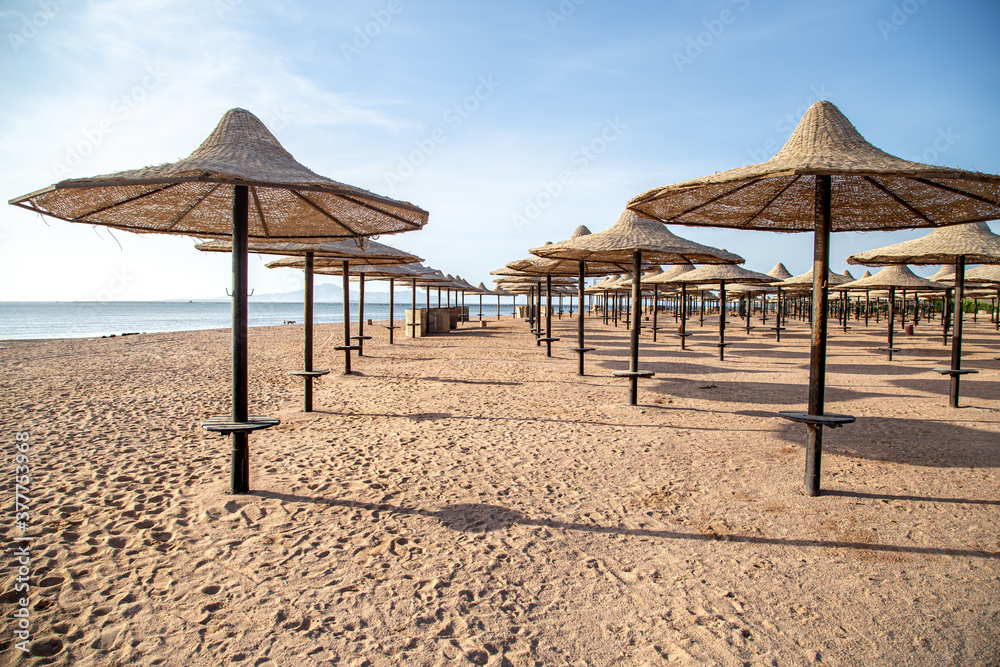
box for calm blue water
[0,301,519,340]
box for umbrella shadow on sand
[751,412,1000,469]
[252,494,998,559]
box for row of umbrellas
[493,101,1000,497]
[10,101,1000,499]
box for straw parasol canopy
[199,237,421,265]
[965,265,1000,284]
[840,269,855,281]
[473,282,494,294]
[663,264,775,285]
[625,100,1000,496]
[767,263,793,280]
[586,274,621,292]
[847,221,1000,408]
[531,210,744,265]
[8,107,430,497]
[531,209,743,405]
[780,268,852,288]
[11,108,428,240]
[839,264,948,291]
[663,264,776,359]
[628,102,1000,232]
[200,238,421,407]
[846,222,1000,266]
[840,265,949,361]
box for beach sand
[1,310,998,666]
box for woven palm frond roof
[11,108,428,240]
[657,263,775,285]
[767,263,793,279]
[628,101,1000,232]
[530,210,744,265]
[839,264,948,291]
[781,268,853,288]
[199,237,421,265]
[964,265,1000,284]
[846,222,1000,266]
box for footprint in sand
[201,585,221,595]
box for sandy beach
[1,311,998,666]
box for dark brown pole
[411,277,417,337]
[545,274,553,357]
[357,272,366,356]
[342,260,352,375]
[680,283,688,349]
[388,277,395,344]
[718,280,727,361]
[577,261,586,375]
[628,250,642,406]
[950,256,966,407]
[942,287,951,344]
[230,184,250,494]
[804,175,831,497]
[887,286,896,361]
[745,290,752,335]
[303,251,314,412]
[652,283,659,342]
[775,286,783,342]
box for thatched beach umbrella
[628,100,1000,496]
[964,265,1000,331]
[646,263,697,347]
[200,238,419,405]
[266,244,423,363]
[303,261,444,339]
[532,210,742,405]
[840,265,948,360]
[514,226,626,371]
[342,263,437,344]
[764,262,793,340]
[9,108,428,495]
[848,222,1000,407]
[662,264,775,359]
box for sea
[0,301,520,340]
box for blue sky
[1,0,998,300]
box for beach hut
[9,108,428,495]
[627,100,1000,496]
